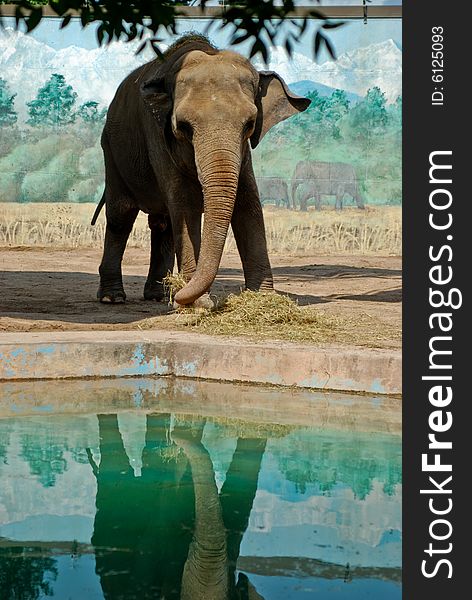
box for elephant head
[141,44,310,304]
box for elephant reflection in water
[89,414,266,599]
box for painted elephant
[92,34,310,305]
[291,160,365,211]
[256,177,290,208]
[89,414,266,599]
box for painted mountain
[288,80,361,104]
[0,28,159,121]
[0,28,401,123]
[252,39,402,103]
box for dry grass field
[0,202,401,256]
[0,202,401,347]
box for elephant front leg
[356,191,365,209]
[144,214,175,301]
[232,171,273,292]
[98,207,138,303]
[300,194,309,212]
[170,208,201,282]
[169,200,215,308]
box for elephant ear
[251,71,311,149]
[140,75,172,126]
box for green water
[0,385,401,599]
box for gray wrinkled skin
[96,35,310,305]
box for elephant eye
[243,118,256,136]
[176,120,193,139]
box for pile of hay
[148,274,399,347]
[162,272,187,303]
[183,290,339,343]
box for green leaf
[136,40,147,55]
[26,8,43,33]
[14,5,23,29]
[314,31,322,58]
[249,38,269,65]
[284,37,293,57]
[127,23,138,42]
[298,17,308,36]
[150,39,164,58]
[231,32,251,46]
[324,36,336,60]
[96,25,104,47]
[322,21,344,30]
[60,14,72,30]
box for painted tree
[388,95,402,130]
[20,432,67,487]
[0,78,18,127]
[321,89,350,139]
[77,100,107,124]
[26,73,77,126]
[302,90,327,126]
[0,548,57,600]
[347,86,388,141]
[286,89,327,152]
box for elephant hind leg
[98,137,139,303]
[98,194,138,303]
[144,214,175,301]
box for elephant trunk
[177,436,229,600]
[174,134,241,305]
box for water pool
[0,378,401,599]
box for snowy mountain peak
[0,27,402,123]
[253,39,401,102]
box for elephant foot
[246,275,274,293]
[173,292,214,311]
[143,281,167,302]
[97,285,126,304]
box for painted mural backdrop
[0,16,401,209]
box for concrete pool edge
[0,330,401,395]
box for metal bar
[0,4,402,19]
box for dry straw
[135,279,400,347]
[162,271,187,303]
[171,289,340,343]
[0,203,401,256]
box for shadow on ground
[0,253,402,332]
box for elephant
[89,413,266,599]
[291,160,365,211]
[92,34,310,305]
[256,177,290,208]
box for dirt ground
[0,248,401,349]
